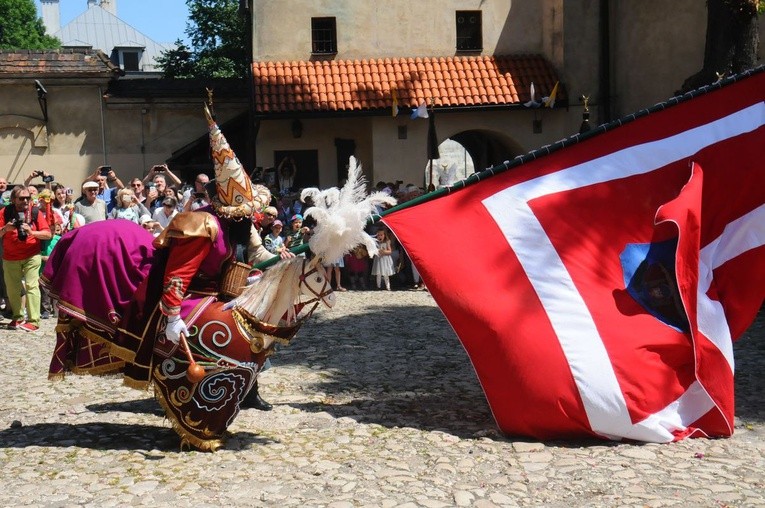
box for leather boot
[241,381,273,411]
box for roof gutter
[252,100,569,121]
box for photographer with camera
[88,166,124,213]
[182,173,210,212]
[24,170,56,191]
[24,171,54,201]
[0,186,52,331]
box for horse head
[227,256,335,353]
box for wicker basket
[220,261,251,298]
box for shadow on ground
[86,397,164,417]
[0,421,272,452]
[274,301,765,434]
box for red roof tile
[252,54,562,115]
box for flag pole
[253,65,764,271]
[426,98,438,192]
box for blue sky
[35,0,191,45]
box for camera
[99,165,112,176]
[13,213,27,241]
[33,170,44,178]
[43,174,54,183]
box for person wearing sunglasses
[73,181,107,224]
[0,186,52,331]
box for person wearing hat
[74,181,107,224]
[263,220,285,254]
[141,104,293,411]
[285,213,310,250]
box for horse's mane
[231,258,303,324]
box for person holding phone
[23,170,55,192]
[181,173,210,211]
[109,188,143,224]
[88,165,124,213]
[182,173,210,211]
[141,164,182,198]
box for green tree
[0,0,60,50]
[681,0,762,92]
[157,0,248,79]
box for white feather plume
[302,156,396,262]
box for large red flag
[383,69,765,442]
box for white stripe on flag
[697,203,765,371]
[483,103,765,442]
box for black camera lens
[16,221,27,241]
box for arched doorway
[424,130,524,189]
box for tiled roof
[252,55,562,115]
[0,49,121,78]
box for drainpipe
[98,85,107,164]
[599,0,612,123]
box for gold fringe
[153,386,223,452]
[71,325,138,364]
[70,361,125,377]
[104,343,138,364]
[123,377,151,391]
[48,372,65,381]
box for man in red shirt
[0,186,52,331]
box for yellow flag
[391,88,399,118]
[545,81,559,108]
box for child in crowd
[371,228,395,290]
[325,256,347,292]
[345,244,369,290]
[264,220,285,254]
[285,214,309,250]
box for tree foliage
[0,0,60,50]
[157,0,248,79]
[681,0,760,92]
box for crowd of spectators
[0,167,428,328]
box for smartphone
[193,192,206,199]
[99,165,112,176]
[152,165,166,172]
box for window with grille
[456,11,482,51]
[312,17,337,54]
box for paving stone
[0,292,762,507]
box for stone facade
[1,2,763,190]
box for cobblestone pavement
[0,290,763,507]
